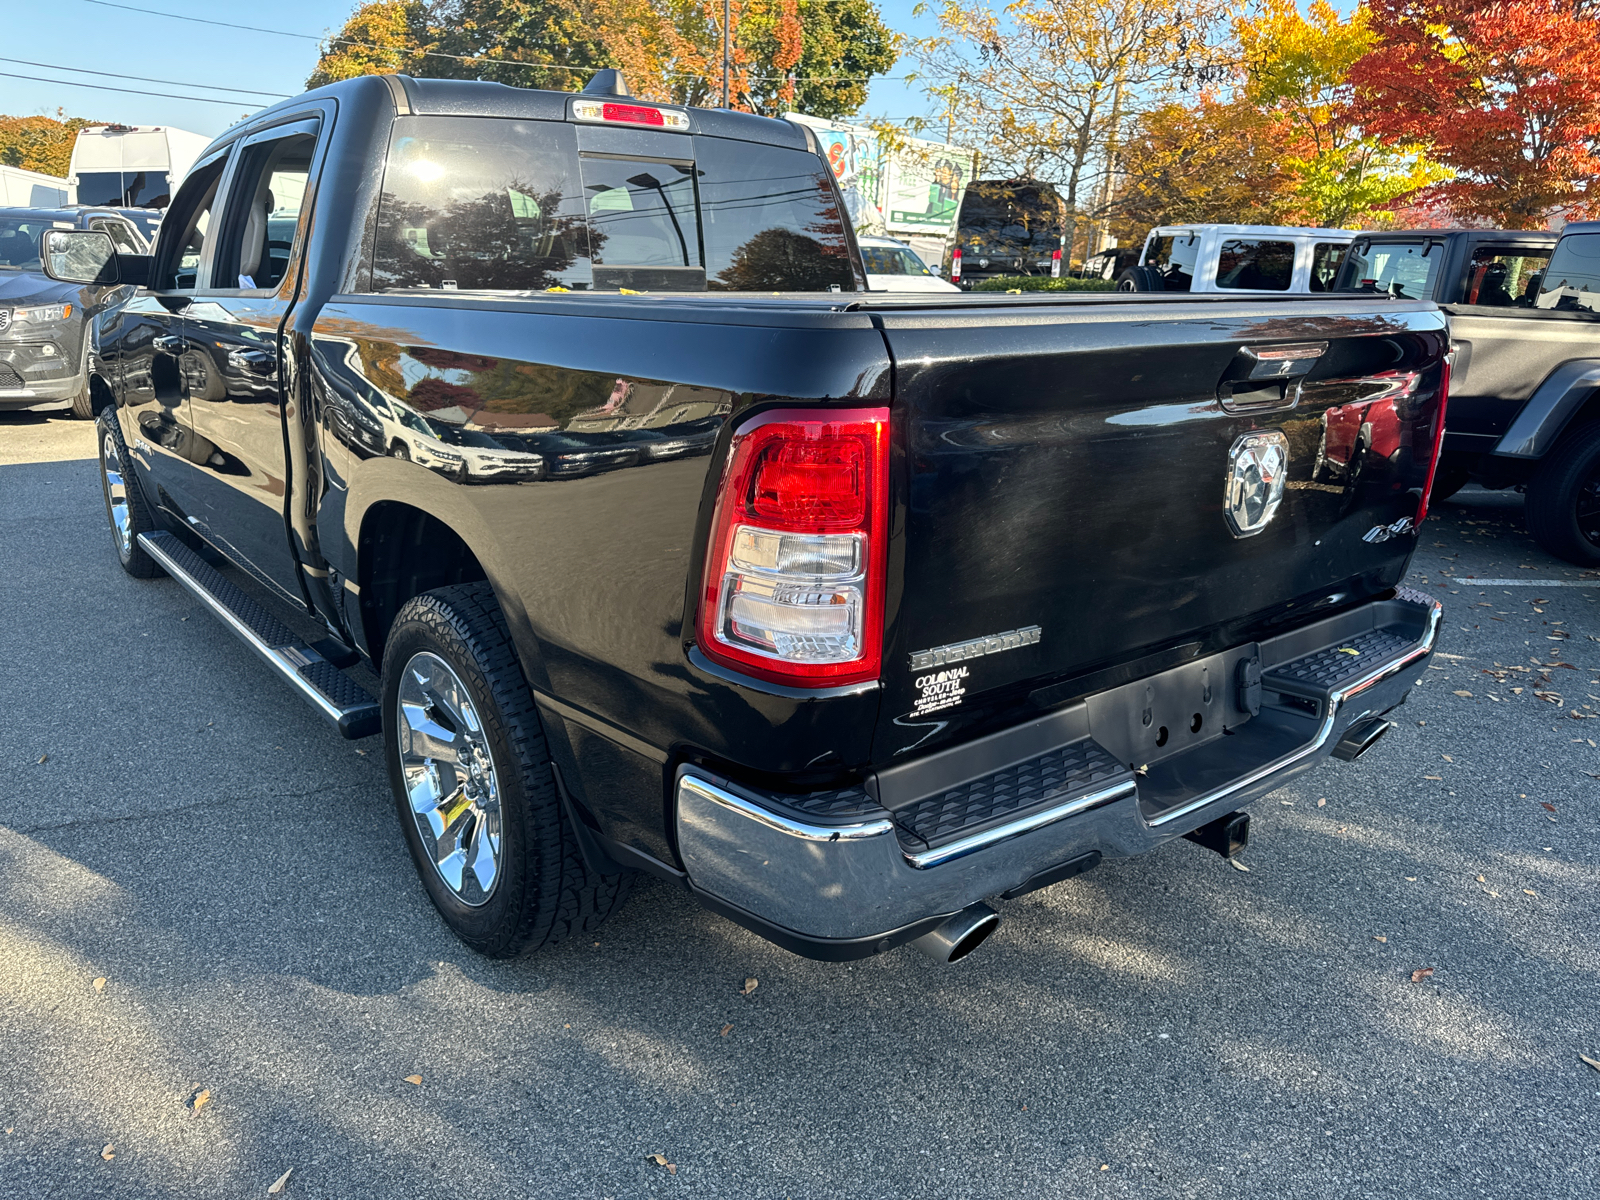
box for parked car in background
[1333,225,1600,563]
[945,178,1068,287]
[859,236,959,292]
[51,71,1447,969]
[1078,247,1137,282]
[1119,225,1355,294]
[0,206,146,417]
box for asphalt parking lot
[2,412,1597,1199]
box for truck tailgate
[871,297,1448,760]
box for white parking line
[1442,578,1600,587]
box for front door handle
[228,348,276,376]
[152,334,188,355]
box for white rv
[68,124,212,209]
[0,164,73,207]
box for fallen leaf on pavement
[404,1075,422,1086]
[1541,802,1557,813]
[1406,876,1417,881]
[189,1088,210,1114]
[1373,936,1387,943]
[1411,967,1434,983]
[1230,859,1250,872]
[100,1144,115,1161]
[268,1167,293,1194]
[92,977,106,993]
[647,1154,677,1175]
[1523,889,1537,896]
[740,978,758,996]
[1580,1054,1600,1073]
[37,754,47,764]
[1317,798,1326,807]
[1452,690,1473,698]
[720,1023,733,1037]
[1477,874,1486,882]
[1424,775,1442,780]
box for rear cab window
[372,116,857,293]
[1215,238,1294,290]
[1334,239,1441,300]
[1535,233,1600,313]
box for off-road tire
[1525,420,1600,566]
[96,408,162,578]
[381,583,632,957]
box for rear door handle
[152,334,188,355]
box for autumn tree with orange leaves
[1349,0,1600,225]
[310,0,894,118]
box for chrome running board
[138,531,380,739]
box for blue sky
[0,0,942,143]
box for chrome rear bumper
[676,588,1441,958]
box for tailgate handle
[1219,341,1328,411]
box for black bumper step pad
[140,531,380,738]
[1265,625,1421,698]
[891,737,1132,852]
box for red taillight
[950,248,962,282]
[699,408,889,687]
[1415,357,1452,525]
[1051,247,1062,278]
[602,102,666,126]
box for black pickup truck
[46,72,1447,965]
[1333,226,1600,564]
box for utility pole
[723,0,732,108]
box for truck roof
[1350,227,1558,241]
[217,74,810,156]
[1151,224,1357,238]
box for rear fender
[1491,359,1600,459]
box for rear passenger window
[1463,245,1550,307]
[1146,233,1197,291]
[1309,242,1346,292]
[1216,239,1294,290]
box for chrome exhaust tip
[1332,716,1394,762]
[910,902,1001,964]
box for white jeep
[1120,224,1356,295]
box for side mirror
[41,229,121,285]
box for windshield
[373,116,856,292]
[1535,233,1600,313]
[861,245,933,276]
[1333,239,1441,299]
[0,218,52,270]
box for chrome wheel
[101,430,132,558]
[397,651,503,906]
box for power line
[0,69,264,108]
[0,55,291,99]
